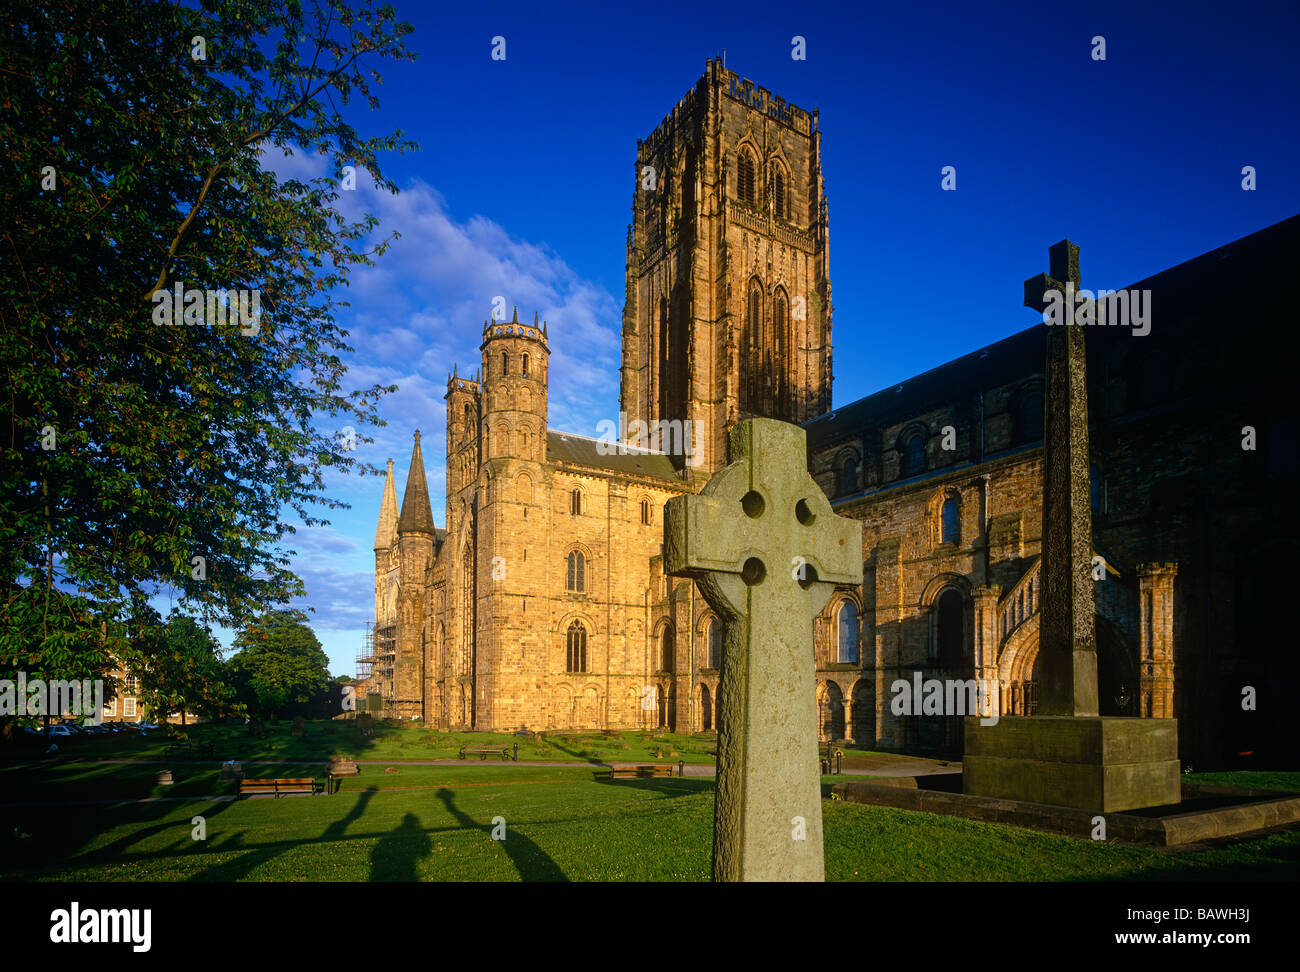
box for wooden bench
[238,778,320,798]
[600,764,676,781]
[457,743,518,761]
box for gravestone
[963,240,1179,812]
[664,418,862,881]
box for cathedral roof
[373,458,398,550]
[546,431,682,481]
[805,212,1300,454]
[397,431,437,535]
[804,325,1042,451]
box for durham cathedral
[359,60,1298,771]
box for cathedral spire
[373,458,398,551]
[397,430,436,536]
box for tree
[130,611,236,725]
[228,610,330,718]
[0,1,415,691]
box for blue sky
[211,0,1299,676]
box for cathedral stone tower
[621,58,833,473]
[475,308,551,728]
[393,431,435,718]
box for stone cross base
[963,716,1180,812]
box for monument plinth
[963,240,1180,813]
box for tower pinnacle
[397,432,436,535]
[373,458,398,551]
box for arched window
[772,166,785,219]
[935,589,964,665]
[837,602,859,664]
[570,488,582,516]
[566,621,587,673]
[742,279,763,413]
[707,618,723,669]
[640,498,651,525]
[738,151,756,208]
[501,350,508,376]
[773,289,788,411]
[1020,392,1044,443]
[522,352,529,378]
[903,434,925,477]
[840,456,858,496]
[660,625,675,673]
[940,496,960,545]
[566,550,585,592]
[463,402,471,426]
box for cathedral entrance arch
[822,681,845,740]
[1097,616,1137,716]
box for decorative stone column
[872,537,903,748]
[1137,563,1178,719]
[972,584,1002,717]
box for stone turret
[391,431,435,720]
[445,364,481,542]
[479,306,549,463]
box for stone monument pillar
[963,241,1180,813]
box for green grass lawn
[0,765,1296,882]
[5,720,734,764]
[6,719,892,766]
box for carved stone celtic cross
[664,418,863,881]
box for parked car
[45,725,75,738]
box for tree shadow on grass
[369,812,430,881]
[321,788,376,842]
[542,736,606,765]
[435,787,568,882]
[183,789,378,882]
[594,776,714,800]
[0,793,242,877]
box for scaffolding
[358,619,397,718]
[355,625,375,683]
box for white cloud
[255,152,623,649]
